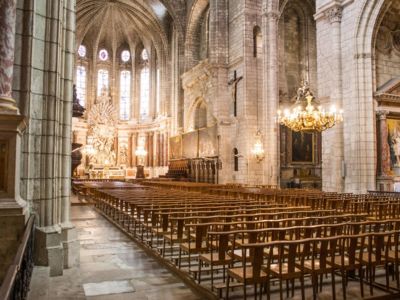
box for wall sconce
[251,131,265,163]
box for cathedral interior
[1,0,400,299]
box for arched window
[119,70,131,120]
[121,50,130,62]
[97,69,109,96]
[76,66,86,107]
[141,49,149,60]
[233,148,239,172]
[140,66,150,119]
[253,26,262,58]
[99,49,108,61]
[78,45,86,58]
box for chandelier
[251,131,265,162]
[277,82,343,132]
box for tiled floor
[28,206,202,300]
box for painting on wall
[169,135,182,159]
[198,125,217,157]
[291,131,313,163]
[387,119,400,171]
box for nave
[67,181,400,300]
[27,205,201,300]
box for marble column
[0,0,19,113]
[377,110,391,177]
[263,7,280,186]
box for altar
[88,165,125,180]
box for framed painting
[291,131,314,163]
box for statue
[87,85,117,166]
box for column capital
[263,9,280,21]
[326,6,343,23]
[377,109,390,120]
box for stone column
[263,7,280,186]
[377,110,391,177]
[0,0,28,283]
[321,6,345,192]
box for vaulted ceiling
[76,0,181,58]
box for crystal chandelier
[251,131,265,162]
[277,82,343,132]
[135,146,147,166]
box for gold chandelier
[277,82,343,132]
[251,131,265,162]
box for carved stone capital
[326,6,343,24]
[377,110,389,120]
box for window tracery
[120,70,131,120]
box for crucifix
[228,70,243,117]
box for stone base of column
[61,222,80,268]
[34,223,80,277]
[34,225,64,277]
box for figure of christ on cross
[228,70,243,117]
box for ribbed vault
[76,0,177,58]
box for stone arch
[186,97,211,131]
[349,0,391,192]
[184,0,210,70]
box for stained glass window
[120,70,131,120]
[140,67,150,119]
[141,49,148,60]
[78,45,86,58]
[99,49,108,61]
[121,50,130,62]
[97,69,109,96]
[76,66,86,106]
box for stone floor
[28,205,202,300]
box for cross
[228,71,243,117]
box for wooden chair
[226,242,268,300]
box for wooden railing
[0,215,35,300]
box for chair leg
[359,267,364,298]
[341,270,347,300]
[279,278,283,300]
[266,278,271,300]
[243,283,247,300]
[331,271,336,300]
[198,259,201,284]
[301,275,305,300]
[286,279,289,298]
[226,275,230,300]
[254,283,257,300]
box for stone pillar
[321,5,345,192]
[377,110,392,191]
[131,133,137,166]
[263,7,280,186]
[0,0,28,283]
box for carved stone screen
[182,131,198,158]
[0,141,7,192]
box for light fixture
[135,146,148,158]
[251,131,265,162]
[277,81,343,132]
